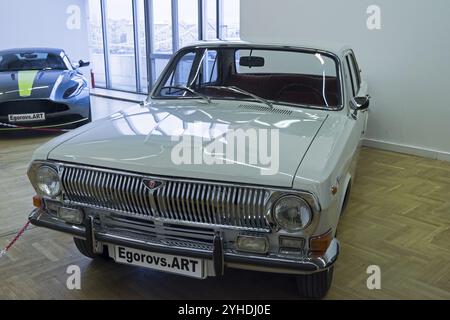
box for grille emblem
[142,179,164,191]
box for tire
[295,266,334,299]
[74,238,110,260]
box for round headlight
[36,166,61,197]
[273,196,312,232]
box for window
[136,0,148,93]
[163,51,196,90]
[105,0,137,91]
[220,0,240,39]
[152,0,173,54]
[160,49,219,97]
[156,47,341,109]
[236,50,337,77]
[87,0,106,87]
[150,0,173,86]
[204,0,218,39]
[346,53,360,97]
[201,50,219,84]
[87,0,241,93]
[350,53,361,90]
[0,51,68,72]
[178,0,199,48]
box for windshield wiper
[205,86,273,109]
[161,86,211,104]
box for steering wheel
[276,83,327,105]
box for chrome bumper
[29,209,339,276]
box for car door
[338,50,368,208]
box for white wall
[241,0,450,160]
[0,0,89,63]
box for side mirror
[78,60,90,68]
[350,95,370,110]
[350,95,370,119]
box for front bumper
[0,96,90,129]
[29,209,339,276]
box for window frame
[344,50,361,98]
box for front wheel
[74,238,110,260]
[295,266,334,299]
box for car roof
[0,48,65,55]
[182,40,351,60]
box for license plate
[8,113,46,122]
[115,246,204,279]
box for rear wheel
[74,238,110,260]
[295,266,334,299]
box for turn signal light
[309,229,333,256]
[33,195,43,208]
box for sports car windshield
[155,47,342,109]
[0,51,68,72]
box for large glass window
[220,0,240,40]
[137,0,148,93]
[105,0,137,91]
[87,0,240,93]
[204,0,218,39]
[152,0,173,54]
[178,0,199,48]
[87,0,106,87]
[150,0,173,86]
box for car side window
[345,53,360,96]
[350,53,361,88]
[345,57,356,97]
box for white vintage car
[27,41,369,299]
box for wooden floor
[0,124,449,299]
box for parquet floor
[0,129,449,299]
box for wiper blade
[205,86,273,109]
[161,86,211,104]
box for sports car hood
[0,69,72,101]
[46,101,328,187]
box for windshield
[0,51,68,72]
[154,47,342,109]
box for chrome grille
[61,165,271,231]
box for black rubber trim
[213,232,224,276]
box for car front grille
[0,100,69,116]
[61,165,272,232]
[100,213,215,251]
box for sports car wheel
[295,266,334,299]
[74,238,110,260]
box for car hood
[0,69,73,101]
[47,101,328,187]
